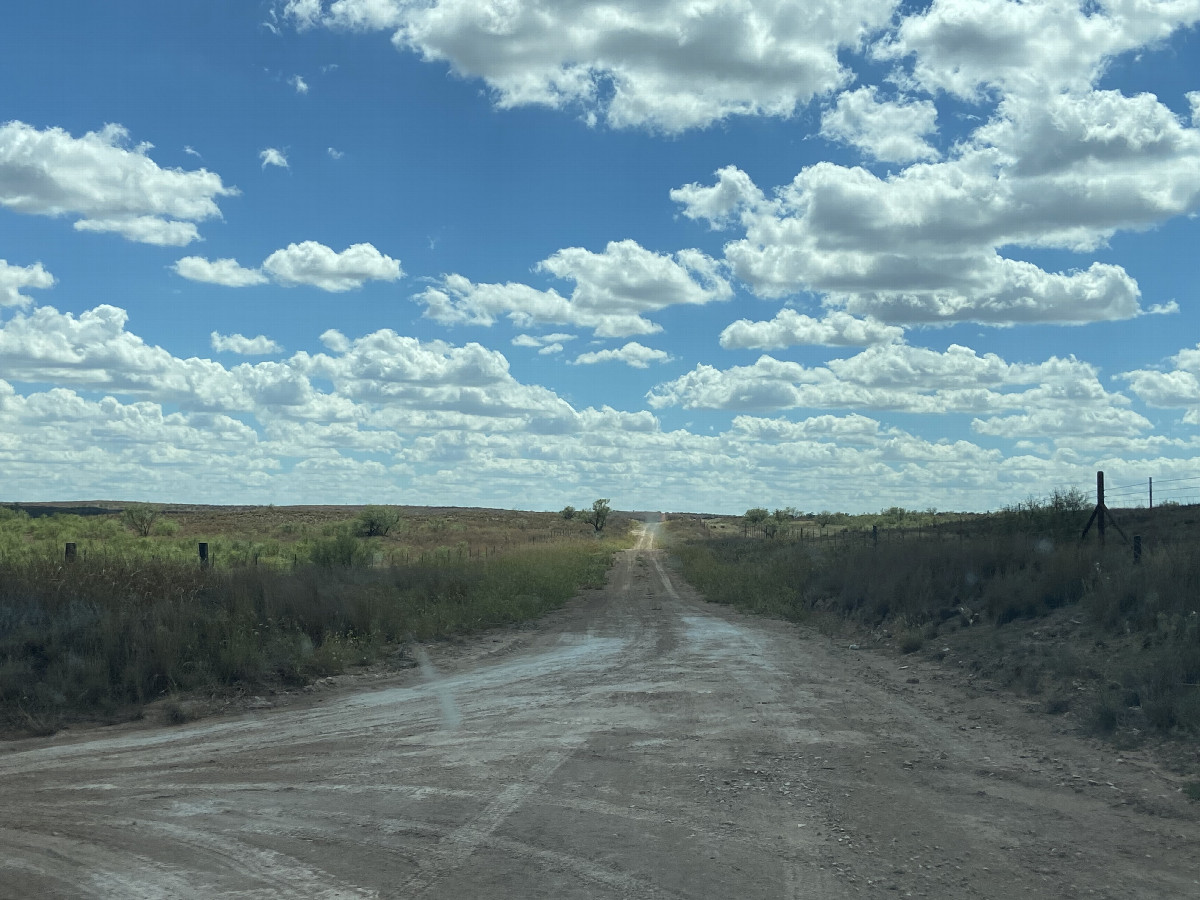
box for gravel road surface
[3,522,1198,898]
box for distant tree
[584,499,610,534]
[1050,487,1087,513]
[356,505,401,537]
[122,503,160,537]
[560,505,576,520]
[815,510,835,534]
[763,508,792,539]
[743,507,768,537]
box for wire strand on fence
[1155,473,1200,484]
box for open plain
[2,522,1197,898]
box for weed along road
[2,523,1198,899]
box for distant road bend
[2,519,1197,898]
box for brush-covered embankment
[667,507,1200,747]
[0,504,631,735]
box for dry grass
[0,503,634,735]
[665,505,1200,743]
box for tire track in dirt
[1,519,1198,898]
[395,739,587,897]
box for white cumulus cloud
[821,86,939,163]
[173,257,269,287]
[416,239,730,337]
[1122,343,1200,422]
[574,342,672,369]
[261,241,403,291]
[211,332,284,355]
[678,85,1200,326]
[648,342,1143,442]
[513,333,575,355]
[0,259,55,308]
[0,121,236,246]
[719,310,904,349]
[283,0,898,132]
[260,147,289,169]
[878,0,1200,101]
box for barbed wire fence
[1094,473,1200,509]
[728,470,1200,560]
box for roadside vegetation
[0,502,632,735]
[666,495,1200,745]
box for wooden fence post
[1134,534,1142,565]
[198,542,210,567]
[1082,470,1130,546]
[65,542,77,562]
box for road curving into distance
[2,519,1198,898]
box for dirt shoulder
[1,525,1197,898]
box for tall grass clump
[0,535,623,734]
[667,512,1200,739]
[1079,547,1200,737]
[671,538,810,621]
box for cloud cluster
[719,310,903,349]
[283,0,897,131]
[417,239,729,337]
[676,86,1200,325]
[1,300,1190,512]
[175,241,402,292]
[1123,343,1200,424]
[879,0,1200,101]
[649,341,1148,442]
[0,303,620,437]
[0,121,236,246]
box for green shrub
[308,531,372,568]
[356,506,402,537]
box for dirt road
[2,522,1198,898]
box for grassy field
[0,503,633,736]
[666,500,1200,745]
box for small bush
[308,531,372,568]
[899,631,924,654]
[356,506,401,538]
[122,504,161,537]
[152,518,180,537]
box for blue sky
[3,1,1200,513]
